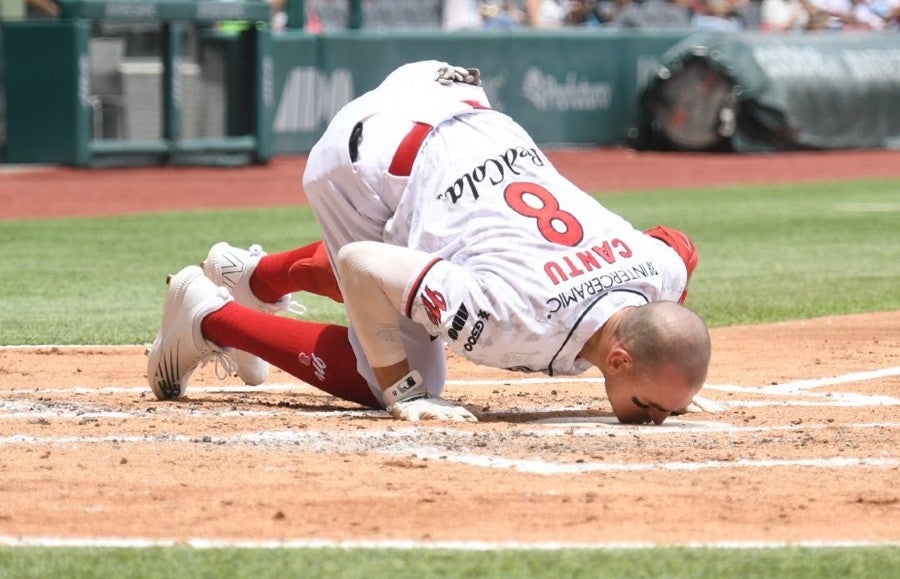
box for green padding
[2,15,271,166]
[268,29,692,154]
[2,20,90,164]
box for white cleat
[202,242,290,314]
[202,242,305,386]
[146,265,234,400]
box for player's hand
[382,369,478,422]
[387,395,478,423]
[436,65,481,87]
[673,394,726,415]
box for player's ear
[606,347,632,375]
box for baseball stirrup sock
[201,302,378,408]
[249,240,326,303]
[288,250,344,303]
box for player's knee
[335,241,376,287]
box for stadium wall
[0,27,690,163]
[268,29,690,154]
[2,26,897,163]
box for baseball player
[147,61,711,425]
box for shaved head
[615,301,711,387]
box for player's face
[605,362,700,425]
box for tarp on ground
[637,31,900,152]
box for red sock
[287,240,344,303]
[249,241,324,303]
[201,302,378,408]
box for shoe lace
[208,350,239,381]
[287,300,307,316]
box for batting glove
[674,394,727,415]
[383,370,478,423]
[435,65,481,87]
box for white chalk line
[754,367,900,395]
[0,535,896,551]
[2,424,897,476]
[3,385,897,410]
[5,365,898,403]
[404,451,900,475]
[833,201,900,213]
[3,350,897,551]
[3,390,900,435]
[1,419,897,446]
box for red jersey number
[504,182,583,247]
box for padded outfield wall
[3,26,897,162]
[243,28,900,155]
[266,29,692,154]
[0,27,689,161]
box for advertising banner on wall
[268,30,690,154]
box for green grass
[1,178,898,345]
[1,178,898,574]
[0,206,330,344]
[599,179,900,325]
[0,545,897,579]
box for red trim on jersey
[404,257,443,318]
[462,99,489,109]
[388,102,491,177]
[388,122,433,176]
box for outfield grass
[0,178,897,344]
[0,545,897,579]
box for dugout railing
[2,0,273,166]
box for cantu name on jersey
[544,238,632,285]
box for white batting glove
[383,370,478,423]
[435,65,481,87]
[677,394,727,414]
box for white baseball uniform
[303,60,689,400]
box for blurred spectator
[524,0,567,26]
[609,0,693,28]
[481,1,526,28]
[761,0,812,28]
[27,0,59,17]
[562,0,604,24]
[870,0,900,27]
[594,0,635,23]
[690,0,749,29]
[805,0,890,28]
[846,0,889,27]
[805,0,853,28]
[269,0,288,31]
[443,0,484,29]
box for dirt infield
[1,149,898,546]
[3,147,900,219]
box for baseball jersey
[394,110,689,376]
[303,60,688,385]
[303,60,491,264]
[302,60,498,397]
